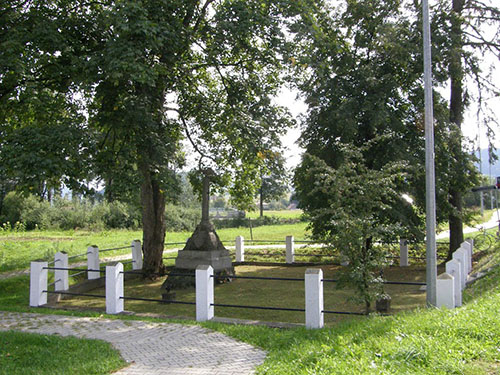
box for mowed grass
[207,242,500,375]
[0,222,309,273]
[54,264,428,324]
[0,330,125,375]
[1,236,500,374]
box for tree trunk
[105,177,114,202]
[448,0,465,258]
[259,188,264,217]
[140,163,166,276]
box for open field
[1,204,493,273]
[0,222,309,273]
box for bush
[0,191,25,225]
[47,198,95,230]
[213,215,301,229]
[103,201,141,229]
[0,194,144,231]
[20,195,51,230]
[165,204,200,232]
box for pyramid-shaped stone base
[161,221,234,293]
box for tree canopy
[0,0,318,274]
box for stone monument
[161,169,233,296]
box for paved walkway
[0,311,266,375]
[437,212,500,240]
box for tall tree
[0,1,92,199]
[257,150,289,217]
[441,0,500,253]
[1,0,314,275]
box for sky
[273,0,500,171]
[275,50,500,172]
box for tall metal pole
[422,0,437,306]
[478,124,484,215]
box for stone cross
[201,168,216,224]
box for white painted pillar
[87,245,100,280]
[54,251,69,291]
[30,261,48,307]
[445,259,462,307]
[286,236,295,264]
[452,249,467,290]
[196,265,214,322]
[305,269,324,329]
[235,236,245,262]
[399,238,409,267]
[436,272,455,309]
[460,241,472,274]
[131,240,143,270]
[106,262,124,314]
[458,245,471,275]
[465,238,474,255]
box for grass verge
[0,330,125,375]
[206,242,500,374]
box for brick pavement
[0,311,267,375]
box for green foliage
[257,150,290,215]
[164,204,201,232]
[0,194,141,231]
[0,331,125,375]
[296,144,419,311]
[0,192,24,225]
[1,0,315,272]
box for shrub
[0,191,25,225]
[20,195,51,230]
[165,204,200,232]
[103,201,141,229]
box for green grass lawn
[51,264,429,324]
[0,330,125,375]
[2,225,500,374]
[0,223,309,273]
[208,242,500,375]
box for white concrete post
[458,245,471,275]
[465,238,474,255]
[30,261,48,307]
[106,262,124,314]
[87,245,100,280]
[305,269,324,329]
[235,236,245,262]
[461,241,472,274]
[445,259,462,307]
[131,240,143,270]
[196,265,214,322]
[399,238,409,267]
[54,251,69,291]
[452,248,467,290]
[436,272,455,309]
[286,236,295,264]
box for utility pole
[422,0,437,306]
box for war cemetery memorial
[2,0,500,374]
